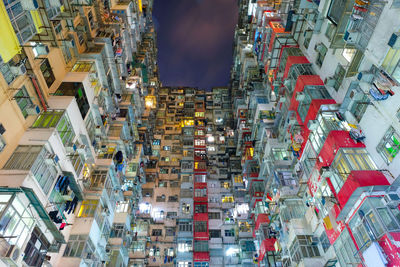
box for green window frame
[15,86,33,118]
[377,126,400,164]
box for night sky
[152,0,239,91]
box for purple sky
[152,0,238,90]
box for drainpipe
[30,75,48,112]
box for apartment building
[231,0,400,266]
[0,0,157,266]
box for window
[325,21,336,41]
[78,199,99,217]
[78,33,85,45]
[221,196,234,203]
[165,227,176,236]
[156,195,166,202]
[166,212,177,219]
[132,240,146,252]
[234,175,243,183]
[272,148,290,161]
[152,229,162,236]
[0,194,35,248]
[224,229,235,237]
[63,235,88,257]
[110,223,125,238]
[194,139,205,146]
[381,47,400,83]
[181,201,191,213]
[195,188,207,197]
[333,229,360,267]
[160,168,169,174]
[115,201,129,213]
[0,63,16,84]
[194,241,208,252]
[303,30,312,49]
[330,64,346,91]
[40,59,55,88]
[178,261,192,267]
[87,10,94,29]
[209,230,221,238]
[289,235,320,263]
[194,221,207,232]
[319,232,330,252]
[178,241,192,252]
[4,145,57,195]
[23,227,50,267]
[377,127,400,164]
[163,146,171,151]
[14,86,33,118]
[208,212,221,219]
[89,169,108,189]
[350,93,369,122]
[0,134,5,153]
[178,221,192,232]
[168,195,179,202]
[315,43,328,67]
[195,174,206,182]
[195,204,207,213]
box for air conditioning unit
[76,144,86,154]
[21,0,38,10]
[34,44,50,56]
[296,92,305,102]
[382,193,400,208]
[49,0,61,7]
[388,32,400,49]
[10,62,27,75]
[310,236,319,245]
[283,79,291,88]
[64,39,75,48]
[45,154,59,165]
[325,78,337,88]
[344,30,361,45]
[6,245,22,263]
[357,72,374,83]
[307,120,318,131]
[278,97,286,103]
[65,143,77,154]
[26,105,40,115]
[273,81,281,88]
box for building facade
[1,0,400,266]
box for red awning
[283,56,309,79]
[258,238,277,262]
[193,252,210,262]
[336,170,390,220]
[289,75,324,111]
[253,213,270,237]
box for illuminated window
[195,130,204,136]
[234,176,243,183]
[222,196,234,203]
[221,182,230,189]
[207,146,215,152]
[194,139,205,146]
[78,200,99,217]
[195,112,204,117]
